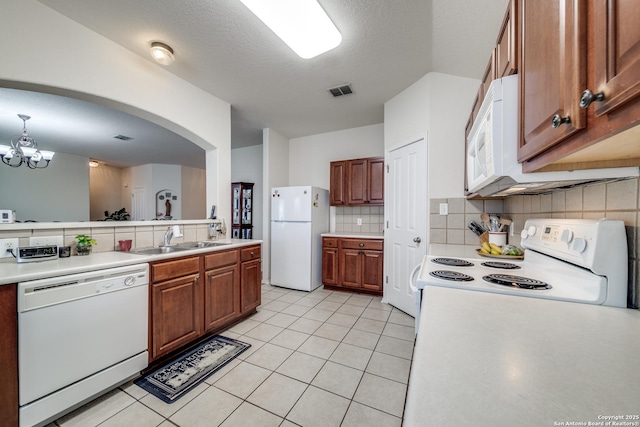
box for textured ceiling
[1,0,508,168]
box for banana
[490,249,502,255]
[480,246,490,254]
[489,243,502,253]
[481,242,491,252]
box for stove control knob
[520,229,529,239]
[571,237,587,253]
[560,229,574,244]
[527,225,537,237]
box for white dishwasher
[18,263,149,427]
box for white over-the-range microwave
[466,74,638,197]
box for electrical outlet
[357,218,362,226]
[439,203,448,215]
[0,238,19,259]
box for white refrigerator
[270,186,329,291]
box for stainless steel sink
[130,241,231,255]
[129,246,192,255]
[175,241,231,249]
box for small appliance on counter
[0,209,16,223]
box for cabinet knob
[358,242,365,247]
[195,275,200,282]
[250,251,254,256]
[551,114,571,128]
[208,273,213,279]
[579,89,605,109]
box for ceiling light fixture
[89,160,100,168]
[0,114,55,169]
[150,42,175,65]
[239,0,342,59]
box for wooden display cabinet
[231,182,254,239]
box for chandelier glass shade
[0,114,55,169]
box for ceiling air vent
[113,134,134,141]
[328,84,353,97]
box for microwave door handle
[475,134,487,176]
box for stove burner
[481,261,521,270]
[483,274,551,290]
[431,257,474,267]
[430,270,474,282]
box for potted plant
[75,234,97,256]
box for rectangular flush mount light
[239,0,342,59]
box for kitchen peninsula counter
[0,239,261,286]
[405,285,640,426]
[321,232,384,239]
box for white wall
[151,164,182,220]
[1,0,231,222]
[232,145,263,239]
[0,152,89,221]
[181,166,206,220]
[385,72,479,198]
[262,128,290,283]
[426,73,479,198]
[289,124,384,189]
[89,163,123,220]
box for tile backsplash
[335,206,384,233]
[430,177,640,309]
[0,221,214,256]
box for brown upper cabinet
[518,0,640,172]
[330,156,384,206]
[495,0,518,79]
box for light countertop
[0,239,261,285]
[322,232,384,239]
[404,286,640,426]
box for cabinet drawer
[340,239,383,251]
[151,256,200,283]
[204,249,238,270]
[241,245,261,262]
[322,237,338,248]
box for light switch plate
[439,203,448,215]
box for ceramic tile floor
[49,284,415,427]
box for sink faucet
[163,227,174,246]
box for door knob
[579,89,604,109]
[413,237,422,243]
[551,114,571,128]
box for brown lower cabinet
[150,244,261,362]
[0,284,18,427]
[322,237,383,295]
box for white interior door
[384,137,427,316]
[131,187,146,221]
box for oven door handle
[409,263,421,293]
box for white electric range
[412,218,629,331]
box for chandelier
[0,114,55,169]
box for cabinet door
[592,0,640,116]
[151,273,202,360]
[340,248,362,288]
[367,157,385,205]
[495,0,518,78]
[241,259,261,313]
[346,159,367,205]
[322,247,339,286]
[518,0,587,162]
[0,284,18,427]
[330,161,346,206]
[204,265,240,332]
[361,250,384,292]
